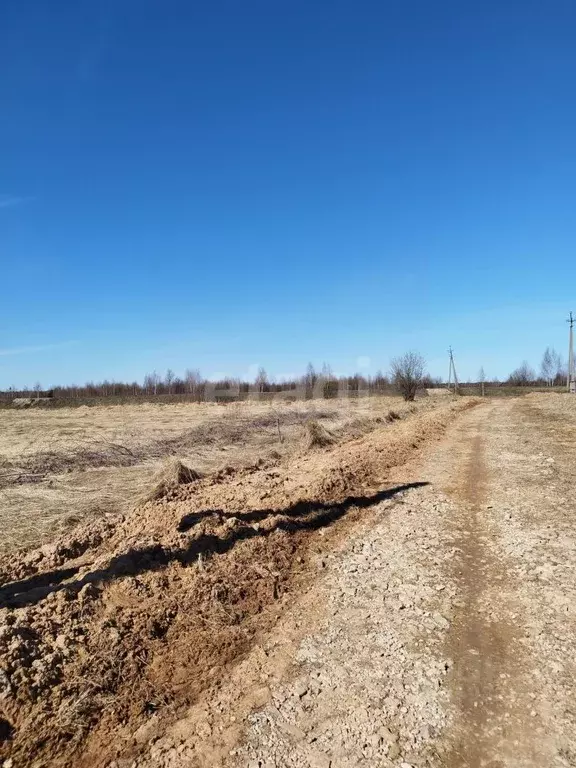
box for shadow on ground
[0,482,429,608]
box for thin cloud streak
[0,342,78,357]
[0,195,32,209]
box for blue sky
[2,0,576,388]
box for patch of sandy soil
[0,397,475,767]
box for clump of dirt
[141,459,203,503]
[0,398,478,768]
[305,419,335,449]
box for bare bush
[507,361,536,387]
[390,352,426,402]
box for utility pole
[568,312,575,393]
[447,347,459,395]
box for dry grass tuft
[141,459,203,503]
[305,419,336,450]
[386,409,402,423]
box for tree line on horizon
[1,347,567,400]
[1,362,439,400]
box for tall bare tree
[541,347,554,386]
[185,368,202,395]
[551,349,564,385]
[305,362,316,389]
[165,369,175,394]
[255,366,268,393]
[478,367,486,396]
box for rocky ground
[228,489,458,768]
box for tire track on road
[442,407,539,767]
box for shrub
[390,352,426,402]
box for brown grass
[304,419,336,449]
[0,397,407,555]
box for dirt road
[137,396,576,767]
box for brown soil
[0,398,475,767]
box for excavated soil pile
[141,459,204,503]
[0,398,476,768]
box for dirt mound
[304,419,335,449]
[0,398,478,768]
[141,459,203,503]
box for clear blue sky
[2,0,576,388]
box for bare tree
[185,368,202,395]
[255,366,268,393]
[478,367,486,397]
[144,370,161,395]
[165,369,175,394]
[373,370,387,392]
[540,348,554,386]
[305,362,316,388]
[508,361,536,386]
[390,352,426,401]
[320,361,338,398]
[550,349,565,386]
[33,382,42,399]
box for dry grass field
[0,396,410,554]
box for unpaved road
[138,396,576,768]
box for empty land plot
[0,396,411,554]
[0,394,474,768]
